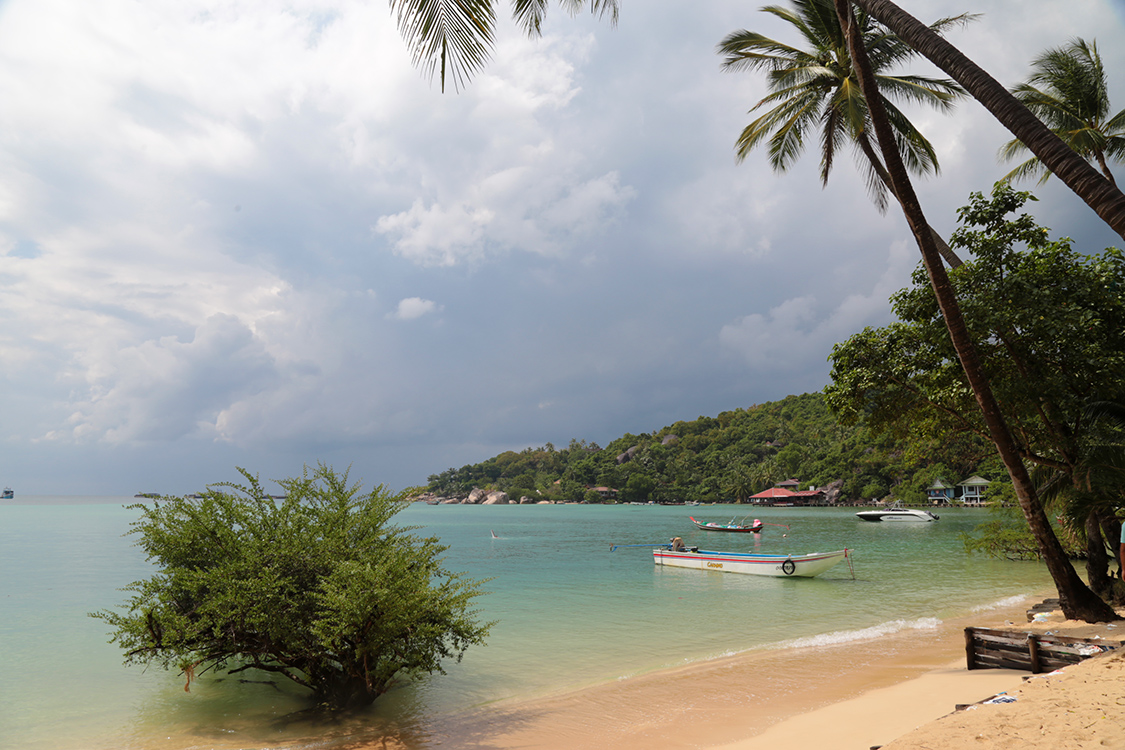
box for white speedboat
[856,503,939,522]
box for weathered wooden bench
[965,626,1125,673]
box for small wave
[970,594,1032,613]
[658,617,947,668]
[774,617,942,650]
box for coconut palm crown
[389,0,619,93]
[1000,38,1125,186]
[718,0,971,213]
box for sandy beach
[406,594,1125,750]
[720,609,1125,750]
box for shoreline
[382,590,1125,750]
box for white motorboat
[856,503,939,522]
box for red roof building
[748,487,795,504]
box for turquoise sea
[0,498,1055,749]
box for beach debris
[965,626,1125,673]
[983,693,1018,704]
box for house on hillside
[926,479,956,505]
[958,476,991,506]
[789,489,827,506]
[590,486,618,501]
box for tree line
[424,391,1005,505]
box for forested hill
[424,393,1004,504]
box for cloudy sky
[2,0,1123,495]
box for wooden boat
[689,515,763,533]
[689,516,791,534]
[653,546,849,578]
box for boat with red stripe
[653,543,850,578]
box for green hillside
[424,392,1005,504]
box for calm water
[0,498,1054,749]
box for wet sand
[388,595,1070,749]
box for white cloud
[47,313,278,444]
[375,168,635,266]
[374,200,496,267]
[0,0,1122,493]
[719,239,916,371]
[389,297,442,321]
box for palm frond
[1104,136,1125,163]
[390,0,498,92]
[1004,37,1124,181]
[1105,107,1125,134]
[513,0,549,36]
[718,30,812,73]
[392,0,617,90]
[820,103,845,185]
[882,99,940,177]
[556,0,618,24]
[736,88,823,169]
[852,131,891,213]
[875,74,964,111]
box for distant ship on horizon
[2,488,13,499]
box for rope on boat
[844,548,855,580]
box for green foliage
[621,474,657,503]
[425,393,997,505]
[91,464,492,711]
[830,185,1125,566]
[960,504,1043,561]
[583,489,606,504]
[827,183,1125,480]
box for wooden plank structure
[965,626,1125,673]
[1026,598,1060,622]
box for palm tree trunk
[855,132,963,267]
[1094,150,1117,186]
[834,0,1118,622]
[848,0,1125,242]
[1084,510,1115,601]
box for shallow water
[0,499,1053,749]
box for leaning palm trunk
[834,0,1117,622]
[847,0,1125,242]
[854,132,962,267]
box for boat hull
[856,509,938,522]
[653,548,848,578]
[689,516,763,533]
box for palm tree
[389,0,1121,622]
[1000,39,1125,186]
[833,0,1117,622]
[1034,400,1125,603]
[388,0,618,93]
[844,0,1125,242]
[718,2,962,213]
[717,0,969,266]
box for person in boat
[670,536,687,552]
